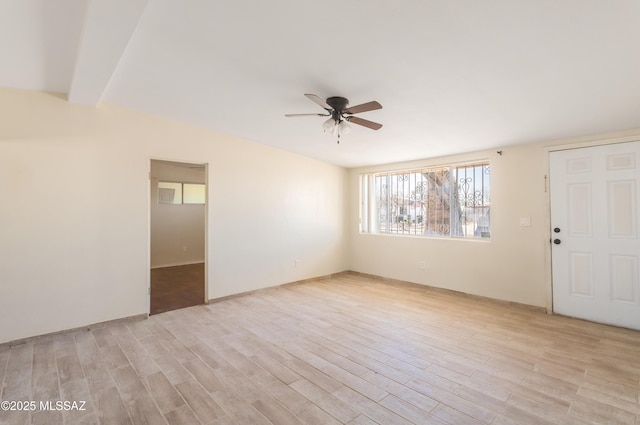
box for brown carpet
[150,263,205,315]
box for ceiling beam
[67,0,148,106]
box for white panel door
[550,141,640,330]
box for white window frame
[360,161,490,239]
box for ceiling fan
[285,94,383,143]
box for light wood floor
[1,273,639,425]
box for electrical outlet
[420,261,426,269]
[294,259,300,268]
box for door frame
[543,134,640,315]
[147,157,209,315]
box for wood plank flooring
[150,263,205,315]
[1,273,639,424]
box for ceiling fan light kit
[286,94,382,143]
[338,119,351,135]
[322,117,336,134]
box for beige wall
[2,86,639,343]
[0,88,349,343]
[349,132,640,308]
[150,160,206,268]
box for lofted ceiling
[3,0,640,167]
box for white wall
[349,133,640,308]
[150,160,205,268]
[0,88,349,343]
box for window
[360,161,490,238]
[183,183,206,204]
[158,182,206,204]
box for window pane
[158,182,182,204]
[364,161,490,239]
[422,167,451,237]
[453,163,491,237]
[183,183,206,204]
[375,174,389,232]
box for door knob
[553,239,561,245]
[553,227,561,233]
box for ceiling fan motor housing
[326,96,349,112]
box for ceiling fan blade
[304,93,332,110]
[347,116,383,130]
[344,101,382,115]
[285,113,328,117]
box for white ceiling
[3,0,640,167]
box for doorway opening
[150,159,207,315]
